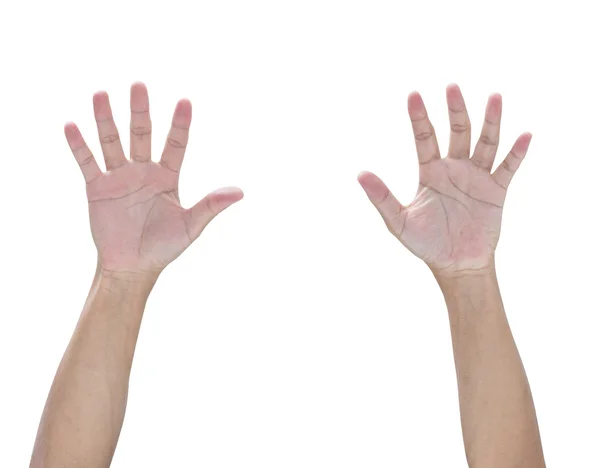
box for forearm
[435,265,544,468]
[30,268,157,468]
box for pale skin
[30,82,243,467]
[358,84,545,467]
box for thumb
[186,186,244,241]
[357,171,406,235]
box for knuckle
[492,174,509,190]
[450,123,469,134]
[78,155,95,167]
[206,196,218,215]
[503,151,523,173]
[386,209,405,236]
[502,159,516,173]
[479,134,498,146]
[183,209,194,242]
[415,130,434,141]
[509,149,524,161]
[378,189,391,205]
[167,137,186,149]
[411,115,428,123]
[471,158,487,170]
[419,157,437,166]
[101,134,120,144]
[131,125,151,136]
[159,160,179,174]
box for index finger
[408,92,441,166]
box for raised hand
[65,82,243,276]
[358,84,531,274]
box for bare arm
[30,82,243,467]
[31,270,156,466]
[358,84,545,467]
[436,267,544,467]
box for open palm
[65,83,243,275]
[358,84,531,274]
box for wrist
[431,261,498,295]
[95,266,159,297]
[432,261,507,331]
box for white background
[0,0,598,466]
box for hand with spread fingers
[358,85,545,468]
[65,82,243,275]
[30,83,243,468]
[358,84,531,274]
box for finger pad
[407,92,426,117]
[64,122,83,146]
[173,99,192,126]
[358,172,386,196]
[446,84,465,106]
[487,93,503,115]
[130,82,149,111]
[515,133,532,152]
[93,91,112,119]
[212,187,244,203]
